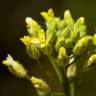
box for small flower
[21,36,41,60]
[2,54,27,78]
[31,76,50,96]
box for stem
[47,55,63,83]
[61,68,70,96]
[70,81,75,96]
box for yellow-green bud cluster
[20,9,92,60]
[20,9,96,80]
[2,9,96,96]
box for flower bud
[70,29,80,43]
[64,10,74,27]
[73,36,92,56]
[48,8,54,18]
[65,39,73,49]
[55,37,65,52]
[92,34,96,46]
[25,17,45,43]
[58,26,70,38]
[58,47,68,59]
[74,17,84,29]
[67,64,76,79]
[31,76,50,96]
[79,25,87,38]
[87,54,96,67]
[2,54,27,78]
[25,17,39,36]
[57,47,68,66]
[41,8,54,21]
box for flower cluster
[2,9,96,96]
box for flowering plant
[2,9,96,96]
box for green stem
[61,68,70,96]
[47,55,63,83]
[70,82,75,96]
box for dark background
[0,0,96,96]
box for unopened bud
[73,36,92,56]
[79,25,87,38]
[41,8,54,21]
[2,54,27,78]
[70,29,79,43]
[57,47,68,66]
[74,17,84,29]
[25,17,38,36]
[87,54,96,67]
[58,26,70,38]
[64,10,74,27]
[55,37,65,52]
[48,8,54,18]
[31,76,50,96]
[67,64,76,79]
[26,17,45,41]
[92,34,96,46]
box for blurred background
[0,0,96,96]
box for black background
[0,0,96,96]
